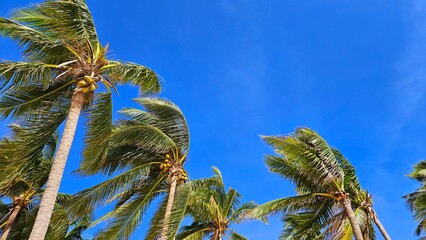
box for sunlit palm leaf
[80,92,112,174]
[105,61,160,94]
[0,81,73,118]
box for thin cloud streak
[383,0,426,158]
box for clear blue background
[1,0,425,239]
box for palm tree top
[177,167,264,240]
[248,128,377,240]
[0,0,161,118]
[261,128,355,194]
[80,97,190,175]
[65,98,191,239]
[0,0,162,197]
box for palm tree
[405,160,426,238]
[0,197,92,240]
[358,191,391,240]
[0,129,58,240]
[69,98,190,239]
[0,1,160,238]
[0,129,92,239]
[176,167,265,240]
[248,128,390,240]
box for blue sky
[1,0,426,239]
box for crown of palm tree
[177,167,265,240]
[405,160,426,237]
[0,0,160,178]
[68,98,190,239]
[0,129,92,240]
[248,128,381,240]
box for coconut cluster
[77,75,98,103]
[160,154,188,183]
[176,168,188,184]
[13,194,31,207]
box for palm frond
[409,161,426,182]
[247,193,324,219]
[0,61,55,91]
[42,131,58,161]
[105,61,160,94]
[182,168,261,240]
[0,102,68,185]
[45,206,69,240]
[64,214,93,240]
[176,222,211,240]
[110,124,178,154]
[230,201,265,224]
[12,0,98,44]
[406,160,426,237]
[287,201,334,238]
[187,167,224,189]
[144,194,169,239]
[68,164,158,218]
[229,230,247,240]
[0,17,64,58]
[265,155,327,194]
[280,213,324,240]
[80,92,112,175]
[80,143,159,176]
[146,184,190,240]
[0,81,73,118]
[94,175,166,240]
[332,148,362,197]
[132,98,189,152]
[222,188,240,218]
[262,129,344,190]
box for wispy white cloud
[382,0,426,157]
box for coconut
[84,75,94,83]
[78,80,88,87]
[82,87,90,94]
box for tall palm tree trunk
[341,196,364,240]
[161,175,178,240]
[373,212,391,240]
[0,205,22,240]
[29,91,84,240]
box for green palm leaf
[105,61,160,94]
[0,81,73,118]
[81,92,112,174]
[69,163,160,218]
[12,0,98,44]
[175,222,211,240]
[0,61,53,89]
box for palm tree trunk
[211,230,222,240]
[341,196,364,240]
[161,175,178,240]
[364,224,370,240]
[29,91,84,240]
[0,205,22,240]
[373,213,391,240]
